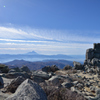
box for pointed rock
[5,79,47,100]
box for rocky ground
[0,63,100,100]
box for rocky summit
[85,43,100,66]
[84,43,100,73]
[1,43,100,100]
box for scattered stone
[48,72,55,77]
[76,83,84,89]
[85,82,91,87]
[73,81,78,85]
[61,82,73,89]
[90,86,96,93]
[71,87,76,91]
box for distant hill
[4,59,73,70]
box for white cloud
[0,38,48,43]
[0,26,98,55]
[0,26,54,40]
[0,26,100,43]
[0,42,93,55]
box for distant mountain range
[0,51,85,63]
[4,59,74,70]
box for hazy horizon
[0,0,100,55]
[0,50,85,56]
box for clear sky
[0,0,100,55]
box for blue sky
[0,0,100,55]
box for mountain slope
[4,59,73,70]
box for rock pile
[84,43,100,74]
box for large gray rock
[50,65,59,72]
[63,65,72,70]
[5,79,47,100]
[3,72,30,79]
[73,61,84,70]
[42,65,59,72]
[20,66,30,73]
[32,71,50,80]
[31,76,45,83]
[9,67,20,73]
[42,66,51,72]
[12,67,20,72]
